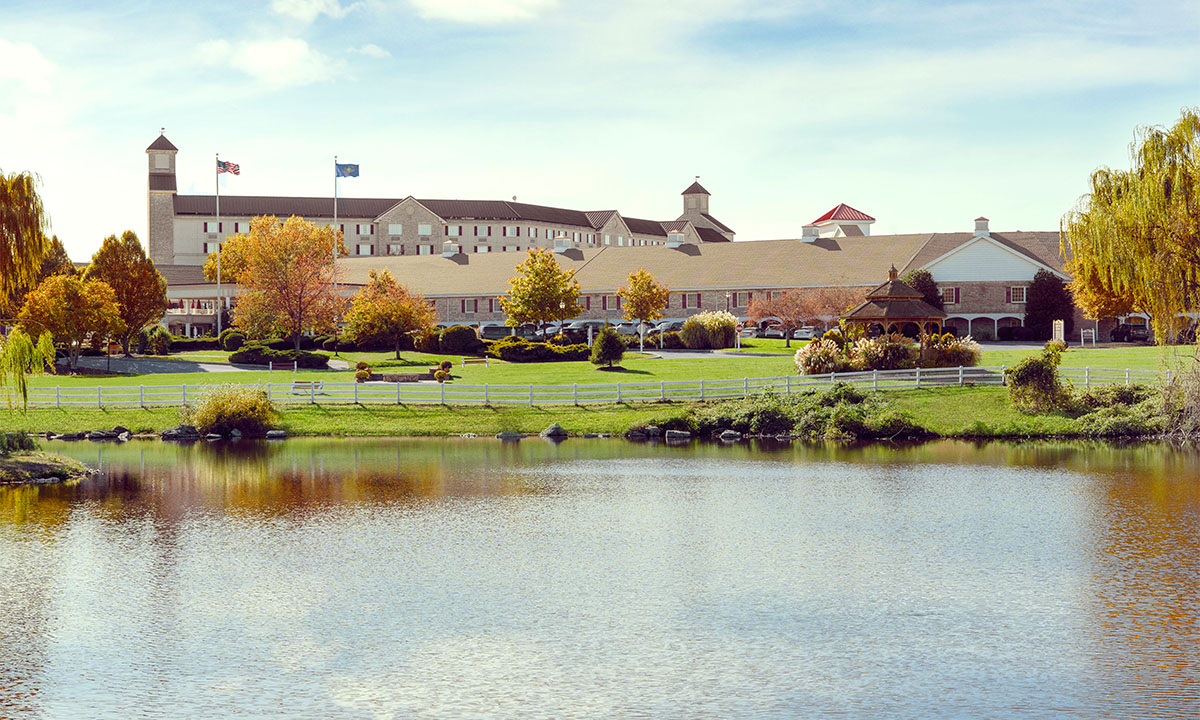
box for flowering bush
[680,311,738,349]
[794,339,848,374]
[932,334,982,367]
[849,334,917,371]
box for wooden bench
[461,356,490,368]
[290,380,325,394]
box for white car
[793,327,817,340]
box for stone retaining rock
[162,425,201,441]
[540,423,568,439]
[718,430,742,441]
[496,430,526,441]
[664,429,691,441]
[265,430,287,440]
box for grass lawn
[981,344,1198,373]
[889,386,1079,436]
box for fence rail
[5,366,1176,409]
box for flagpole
[215,153,222,335]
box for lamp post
[558,300,565,340]
[725,292,731,312]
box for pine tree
[1024,269,1075,340]
[902,269,944,311]
[590,326,625,368]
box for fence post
[1085,367,1090,387]
[311,382,316,404]
[140,385,145,407]
[484,384,489,405]
[830,371,835,386]
[294,360,298,374]
[461,356,466,368]
[660,380,665,401]
[873,369,878,391]
[269,361,273,372]
[98,386,102,409]
[915,367,921,389]
[396,382,401,404]
[1126,368,1130,386]
[786,375,792,394]
[56,386,60,409]
[573,382,578,405]
[440,382,446,404]
[1000,365,1006,387]
[529,384,534,407]
[744,377,749,398]
[354,381,358,404]
[1166,369,1173,385]
[958,366,964,386]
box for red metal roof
[811,203,875,224]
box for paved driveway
[65,356,255,374]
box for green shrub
[1073,383,1155,412]
[819,382,868,406]
[169,336,223,352]
[659,331,684,350]
[439,360,453,372]
[184,385,276,436]
[0,432,36,455]
[434,369,448,383]
[229,342,329,369]
[322,337,339,352]
[145,327,171,355]
[1044,338,1067,354]
[590,326,626,368]
[486,337,589,363]
[794,339,848,374]
[1004,348,1067,413]
[1076,402,1161,437]
[355,360,370,370]
[221,331,245,351]
[355,369,370,383]
[440,325,484,355]
[822,329,846,350]
[415,329,441,354]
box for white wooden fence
[9,366,1175,409]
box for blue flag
[335,162,360,178]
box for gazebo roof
[842,265,946,322]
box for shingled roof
[146,134,178,152]
[682,181,710,195]
[812,203,874,224]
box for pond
[1,438,1198,718]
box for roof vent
[666,231,687,249]
[553,234,571,254]
[800,225,819,243]
[974,216,990,237]
[441,241,461,257]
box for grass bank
[0,452,92,484]
[0,385,1115,439]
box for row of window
[939,286,1026,305]
[202,221,246,234]
[354,244,527,256]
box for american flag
[217,160,240,175]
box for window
[417,245,432,255]
[602,296,608,311]
[617,236,624,246]
[475,245,491,253]
[447,225,461,237]
[504,226,519,237]
[203,242,220,254]
[388,223,403,235]
[604,234,611,245]
[388,244,404,256]
[154,153,170,169]
[941,287,959,305]
[614,295,622,309]
[1008,286,1026,304]
[488,299,495,313]
[357,224,373,236]
[461,299,478,314]
[418,223,433,236]
[356,244,373,256]
[503,245,519,252]
[530,228,538,239]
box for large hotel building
[147,133,1117,340]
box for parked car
[1110,323,1150,342]
[479,324,514,340]
[613,322,639,336]
[792,326,817,340]
[563,319,609,343]
[760,324,784,339]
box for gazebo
[842,265,946,339]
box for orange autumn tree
[344,270,438,359]
[232,216,347,350]
[17,275,122,371]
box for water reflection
[0,438,1197,718]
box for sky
[2,0,1198,260]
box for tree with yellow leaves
[499,248,583,334]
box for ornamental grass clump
[794,339,848,374]
[849,334,917,371]
[184,384,277,436]
[680,311,737,349]
[930,334,982,367]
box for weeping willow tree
[1062,108,1200,344]
[0,171,50,303]
[0,330,55,412]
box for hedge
[485,337,589,363]
[229,342,330,369]
[169,336,222,351]
[440,325,486,355]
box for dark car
[480,324,515,340]
[1110,323,1150,342]
[613,322,639,336]
[563,320,609,343]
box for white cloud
[199,38,338,87]
[352,43,390,58]
[0,39,55,94]
[407,0,557,24]
[270,0,351,23]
